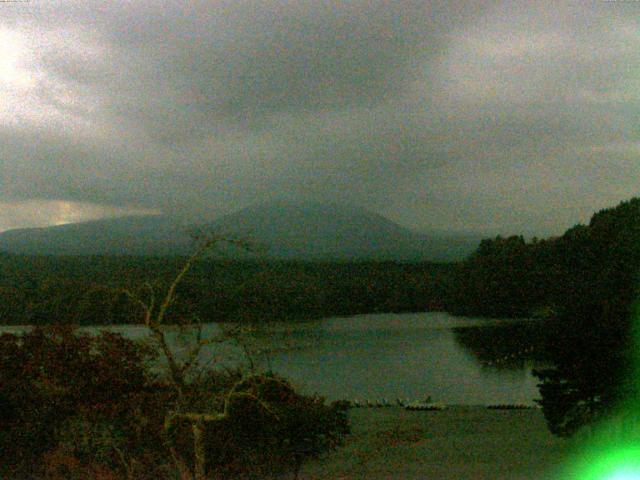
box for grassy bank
[301,406,573,480]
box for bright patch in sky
[0,200,161,232]
[0,1,638,234]
[0,28,33,89]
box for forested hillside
[447,198,640,320]
[450,197,640,435]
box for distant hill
[0,215,193,256]
[0,202,480,261]
[210,201,480,261]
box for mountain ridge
[0,202,481,261]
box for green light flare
[564,444,640,480]
[608,471,640,480]
[557,300,640,479]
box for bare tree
[121,234,278,480]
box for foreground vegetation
[0,237,351,479]
[0,325,349,479]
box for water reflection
[248,313,544,405]
[451,320,550,371]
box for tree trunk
[193,420,207,480]
[169,445,193,480]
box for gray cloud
[1,0,639,234]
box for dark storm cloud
[1,0,639,233]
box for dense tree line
[536,199,640,436]
[445,235,567,318]
[451,197,640,436]
[0,256,452,325]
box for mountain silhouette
[0,202,480,261]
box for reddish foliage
[0,326,349,480]
[0,325,159,478]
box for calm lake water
[0,312,544,405]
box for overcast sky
[0,0,638,235]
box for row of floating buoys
[485,404,535,410]
[348,398,393,408]
[342,399,537,410]
[344,397,447,410]
[404,402,447,411]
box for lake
[0,312,545,405]
[246,312,545,405]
